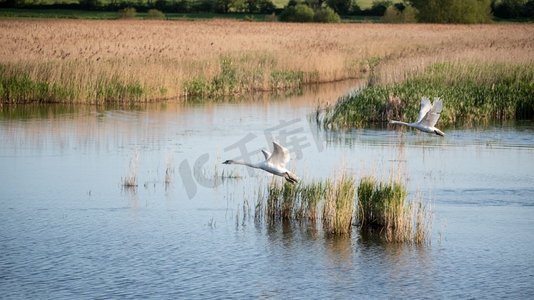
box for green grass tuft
[357,176,431,244]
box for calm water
[1,82,533,299]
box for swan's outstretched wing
[267,141,290,167]
[261,149,271,160]
[421,97,443,127]
[416,97,432,124]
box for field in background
[1,20,533,103]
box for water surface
[1,82,533,298]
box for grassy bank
[320,63,534,129]
[0,57,321,103]
[1,20,532,104]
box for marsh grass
[266,180,284,223]
[2,20,531,103]
[258,172,355,235]
[0,63,146,103]
[297,181,327,222]
[413,193,432,245]
[320,63,534,129]
[357,176,431,244]
[322,173,356,235]
[281,181,297,220]
[251,171,431,242]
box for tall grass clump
[266,180,284,223]
[357,176,431,244]
[322,173,356,235]
[255,173,431,242]
[297,181,327,222]
[281,181,298,220]
[321,63,534,129]
[413,194,432,244]
[261,173,356,236]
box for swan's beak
[284,173,298,184]
[434,129,445,137]
[222,160,230,164]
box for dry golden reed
[1,20,533,103]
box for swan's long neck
[390,120,415,128]
[226,160,261,169]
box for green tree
[314,6,341,21]
[326,0,352,14]
[410,0,492,23]
[382,5,417,22]
[245,0,275,13]
[280,3,314,21]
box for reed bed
[296,181,326,222]
[322,173,356,235]
[357,176,431,244]
[263,175,354,233]
[253,172,430,243]
[1,20,532,103]
[320,62,534,129]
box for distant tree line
[0,0,398,16]
[492,0,534,19]
[0,0,532,21]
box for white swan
[223,141,299,184]
[390,97,445,136]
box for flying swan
[223,141,299,184]
[390,96,445,136]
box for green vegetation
[381,4,416,23]
[279,3,315,22]
[357,176,430,244]
[320,63,534,129]
[118,6,136,19]
[183,57,317,99]
[314,6,341,22]
[145,8,165,19]
[0,8,275,20]
[0,54,320,104]
[279,2,341,23]
[296,181,326,222]
[0,66,146,104]
[322,173,355,235]
[1,0,532,22]
[254,172,431,242]
[0,8,120,19]
[411,0,493,23]
[262,173,355,234]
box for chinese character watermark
[179,117,324,199]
